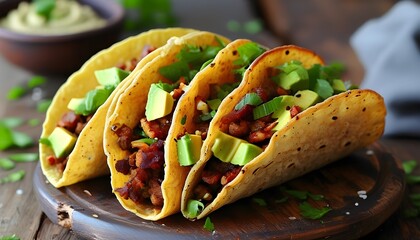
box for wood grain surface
[33,143,404,240]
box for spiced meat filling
[112,83,185,207]
[193,87,302,204]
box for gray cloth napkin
[350,0,420,137]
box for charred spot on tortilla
[210,63,216,68]
[297,147,301,151]
[232,50,238,56]
[285,50,290,55]
[332,116,338,120]
[319,145,326,149]
[345,141,352,147]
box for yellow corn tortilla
[104,31,231,220]
[181,45,386,219]
[40,28,197,188]
[167,38,264,166]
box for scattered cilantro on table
[0,120,34,150]
[250,186,331,220]
[203,217,215,232]
[227,19,263,35]
[6,76,47,101]
[0,234,21,240]
[402,160,420,218]
[0,170,25,184]
[118,0,177,31]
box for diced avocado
[276,67,309,92]
[332,79,346,94]
[253,96,283,120]
[271,96,295,118]
[177,134,203,166]
[230,142,263,166]
[48,127,77,158]
[94,67,130,86]
[272,108,292,132]
[211,131,245,163]
[293,90,321,110]
[145,84,175,121]
[67,98,84,111]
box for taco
[181,45,386,219]
[104,31,231,220]
[39,28,196,188]
[168,39,266,168]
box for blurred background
[0,0,419,135]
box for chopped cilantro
[0,158,16,170]
[120,0,176,31]
[0,123,33,150]
[186,199,204,219]
[0,170,25,184]
[299,201,331,220]
[227,19,263,35]
[76,86,114,116]
[27,76,46,89]
[313,79,334,100]
[12,131,34,148]
[0,234,21,240]
[159,43,223,83]
[7,86,26,100]
[9,153,39,162]
[243,19,263,35]
[203,217,215,232]
[403,160,417,175]
[0,117,24,128]
[34,0,56,20]
[39,138,51,147]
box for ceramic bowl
[0,0,125,76]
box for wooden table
[1,0,420,239]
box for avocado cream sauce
[1,0,106,35]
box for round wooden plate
[33,142,405,240]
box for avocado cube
[277,67,309,91]
[271,96,295,118]
[211,131,245,163]
[67,98,85,111]
[294,90,321,110]
[332,79,346,94]
[145,84,175,121]
[48,127,77,158]
[272,108,292,132]
[230,142,263,166]
[94,67,130,86]
[177,134,203,166]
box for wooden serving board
[33,142,405,240]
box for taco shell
[104,31,231,220]
[181,45,386,219]
[40,28,196,188]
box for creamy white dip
[1,0,107,35]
